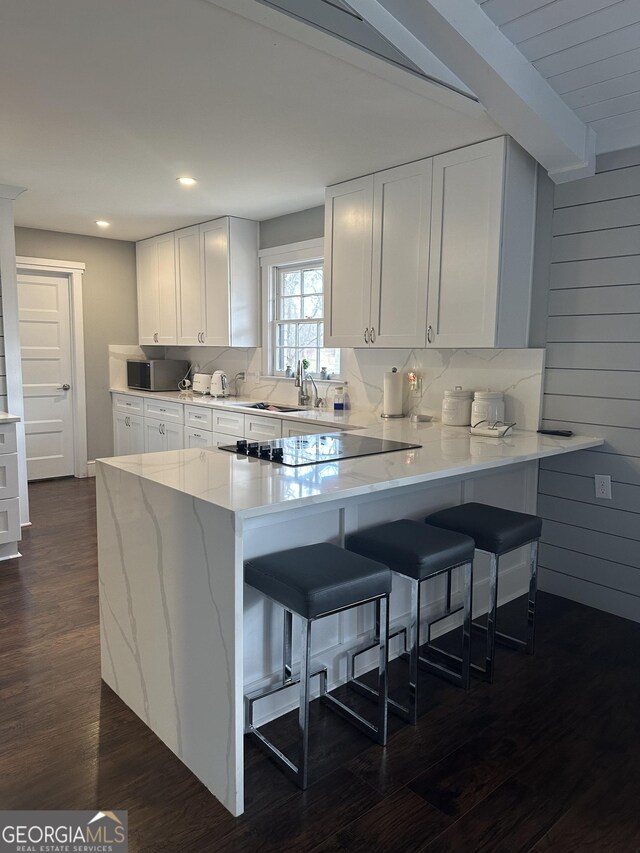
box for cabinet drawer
[185,405,214,431]
[213,431,239,447]
[143,398,184,423]
[0,453,19,499]
[245,414,282,441]
[0,424,17,456]
[212,410,245,438]
[283,421,330,437]
[0,497,20,545]
[113,393,144,415]
[184,425,214,448]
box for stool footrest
[247,666,327,708]
[320,690,387,745]
[348,676,413,724]
[425,645,492,683]
[418,653,469,689]
[471,622,529,652]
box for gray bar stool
[425,502,542,683]
[346,520,475,725]
[245,542,392,789]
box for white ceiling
[1,0,501,242]
[475,0,640,154]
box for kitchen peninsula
[96,416,601,817]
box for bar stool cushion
[346,519,475,581]
[426,502,542,555]
[245,543,391,620]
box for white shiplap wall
[539,144,640,622]
[476,0,640,153]
[0,295,5,412]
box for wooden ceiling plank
[550,49,640,96]
[534,21,640,77]
[502,0,620,46]
[350,0,595,180]
[520,0,640,63]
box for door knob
[58,383,71,390]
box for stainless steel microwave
[126,359,189,391]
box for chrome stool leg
[526,540,538,655]
[283,608,293,683]
[298,617,311,789]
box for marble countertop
[98,415,603,519]
[111,387,374,430]
[0,412,21,424]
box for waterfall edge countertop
[97,419,602,519]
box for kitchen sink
[228,401,306,413]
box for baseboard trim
[539,567,640,624]
[87,461,96,478]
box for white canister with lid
[472,390,505,427]
[441,387,473,426]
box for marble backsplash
[150,345,546,431]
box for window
[261,241,340,378]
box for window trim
[259,239,340,379]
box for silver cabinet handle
[57,383,71,391]
[427,324,434,344]
[364,328,369,344]
[370,327,376,343]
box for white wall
[538,144,640,623]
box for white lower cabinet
[245,414,283,441]
[184,426,214,448]
[0,422,20,551]
[144,419,184,452]
[112,394,343,456]
[113,411,144,456]
[283,422,331,437]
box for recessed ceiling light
[177,176,197,186]
[95,220,110,228]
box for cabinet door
[144,420,166,453]
[165,423,184,451]
[156,232,178,345]
[371,159,431,348]
[201,218,230,346]
[176,225,204,346]
[324,176,374,347]
[113,412,144,456]
[427,138,505,348]
[136,237,160,345]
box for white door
[18,273,75,480]
[144,420,166,453]
[176,225,204,346]
[201,218,230,346]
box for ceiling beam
[347,0,596,182]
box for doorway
[16,259,88,481]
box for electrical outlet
[594,474,612,500]
[237,371,246,382]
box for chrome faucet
[295,359,310,406]
[295,359,322,407]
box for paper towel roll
[383,369,404,417]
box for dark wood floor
[1,479,640,852]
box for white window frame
[259,238,341,379]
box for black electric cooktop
[220,433,422,467]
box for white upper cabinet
[426,137,536,349]
[324,176,373,347]
[172,216,259,347]
[175,225,204,346]
[136,232,177,345]
[324,160,432,349]
[325,137,536,349]
[371,159,432,348]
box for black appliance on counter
[219,433,421,467]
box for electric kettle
[210,370,228,398]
